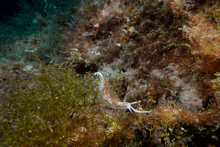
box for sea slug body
[95,72,152,113]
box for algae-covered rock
[0,60,101,146]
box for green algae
[0,55,100,146]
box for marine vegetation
[1,0,220,146]
[0,50,135,146]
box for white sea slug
[95,72,152,113]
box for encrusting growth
[95,72,152,113]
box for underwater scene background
[0,0,220,146]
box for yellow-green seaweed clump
[0,62,102,146]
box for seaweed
[0,51,102,146]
